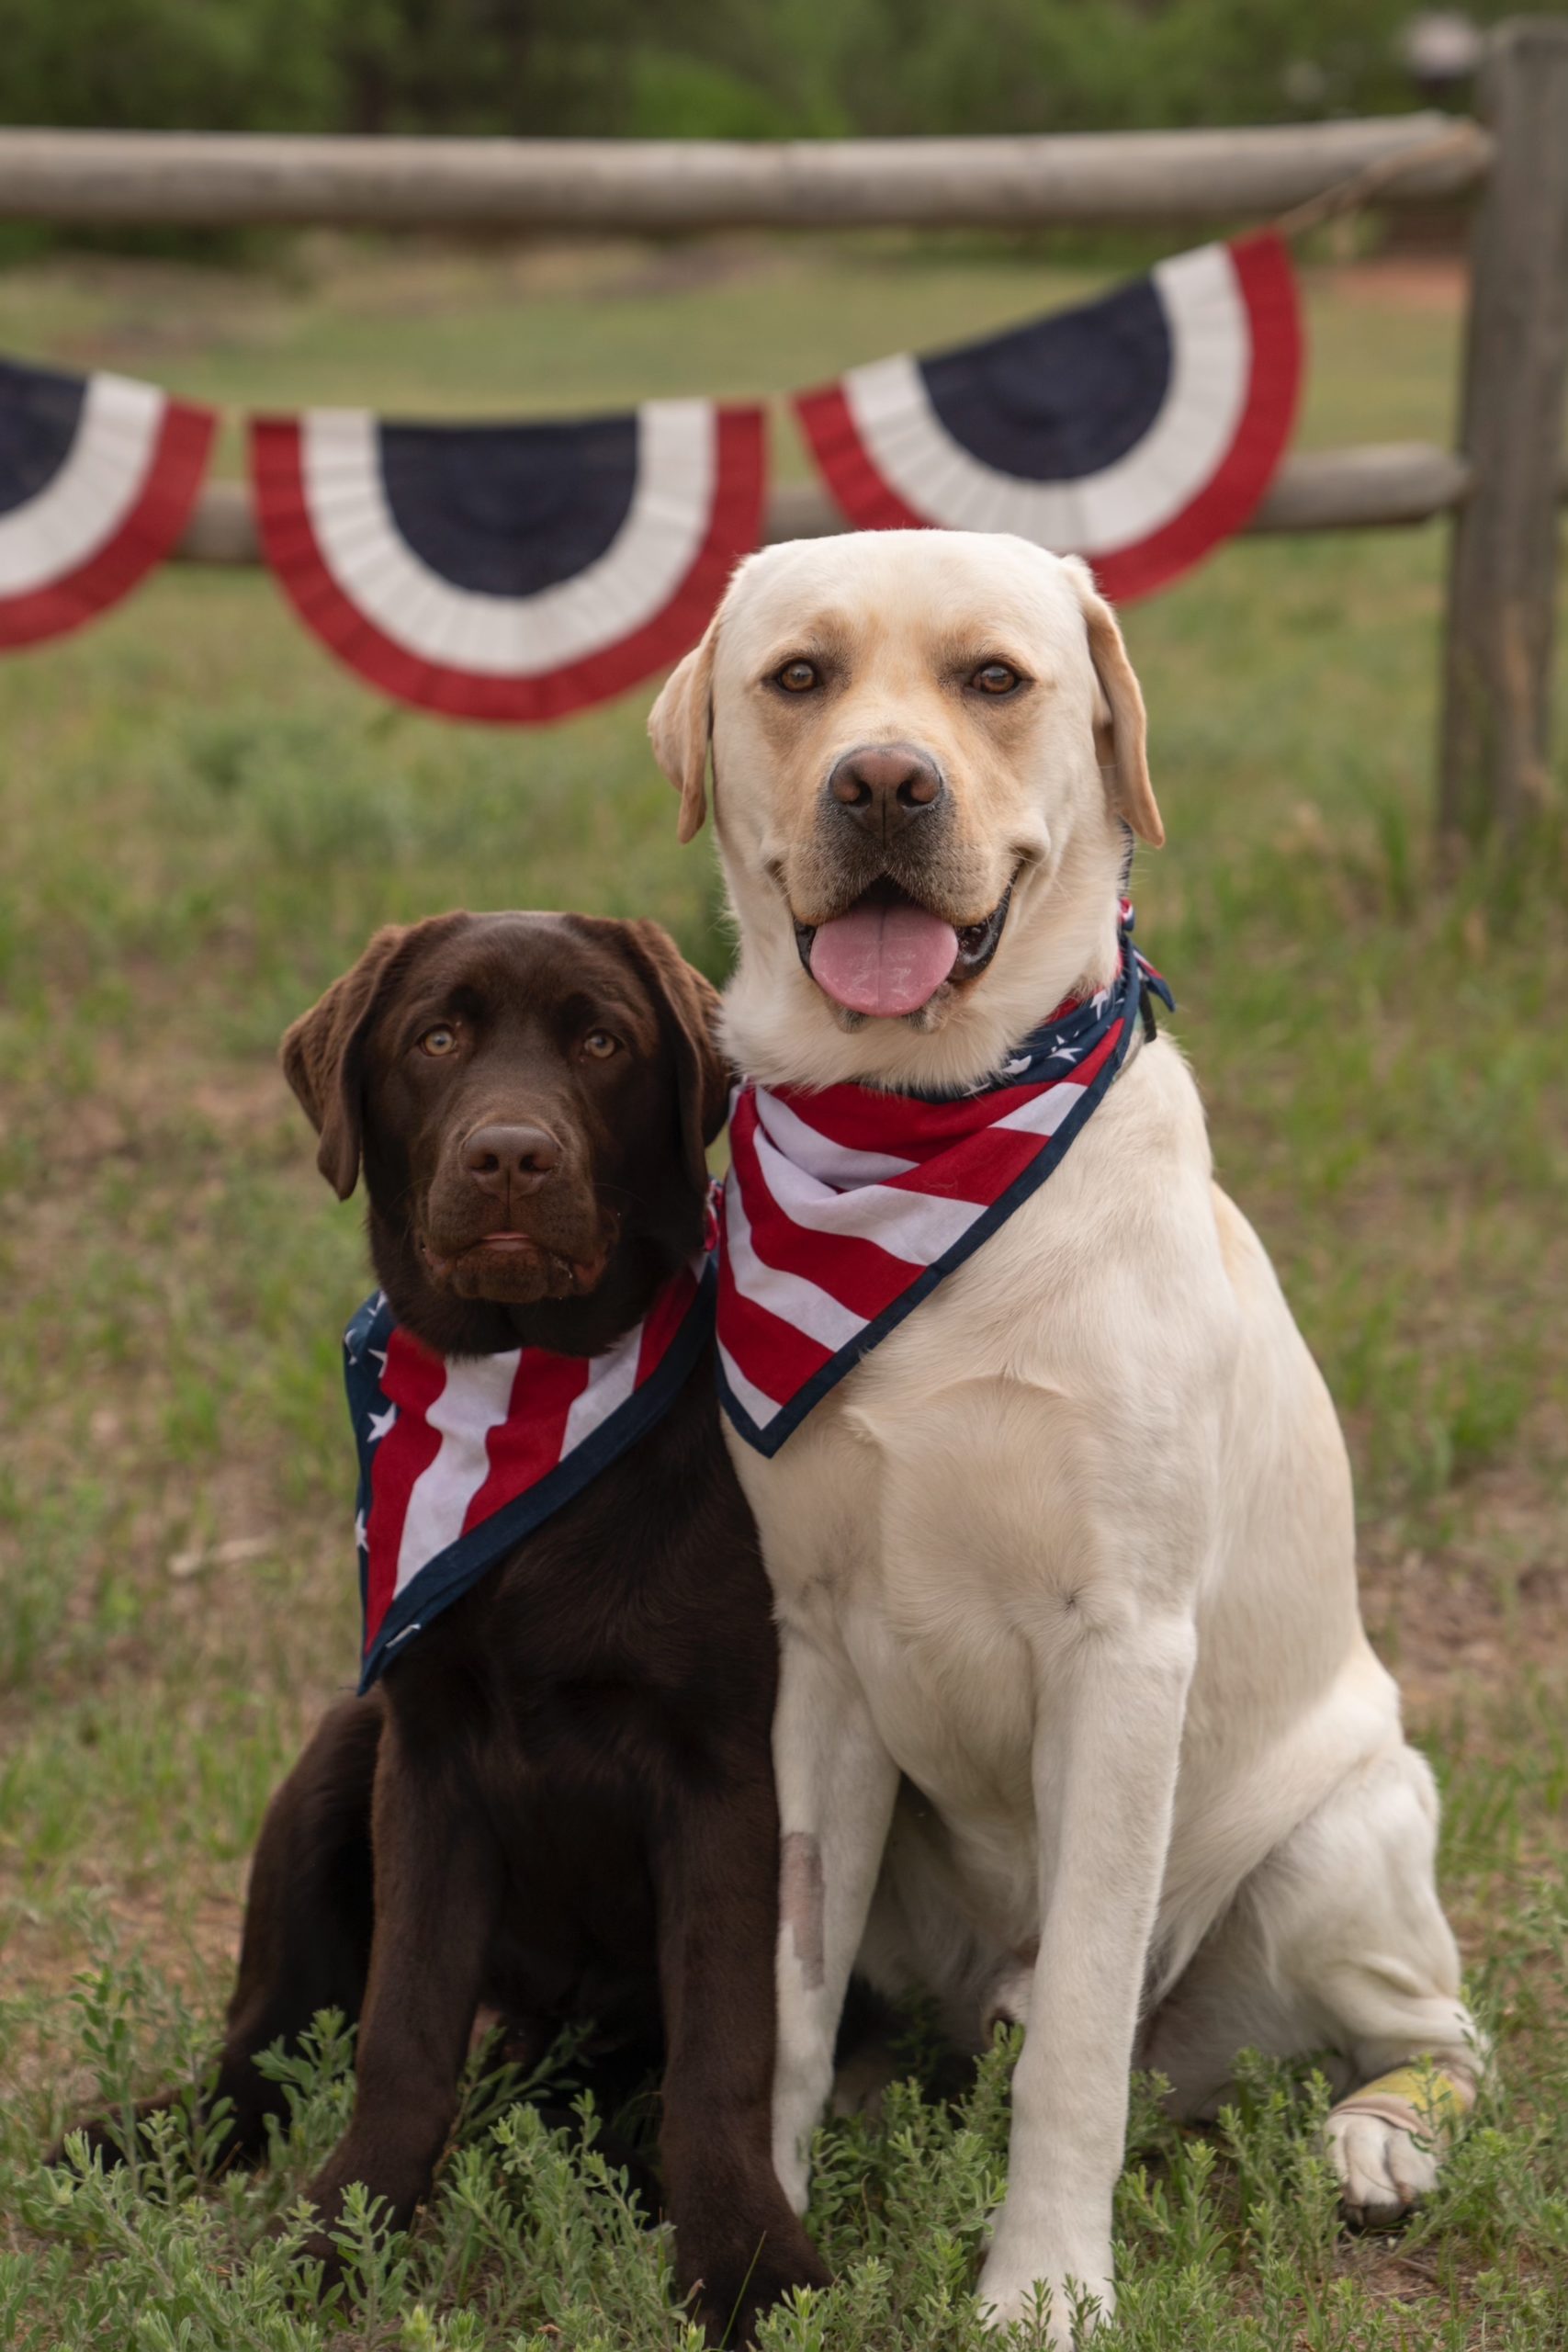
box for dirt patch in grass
[1325,256,1466,313]
[1361,1480,1568,1720]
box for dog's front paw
[293,2223,349,2292]
[976,2252,1113,2346]
[691,2219,831,2346]
[48,2092,193,2173]
[284,2163,419,2298]
[1325,2104,1442,2226]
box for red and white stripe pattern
[346,1249,713,1686]
[794,235,1301,605]
[718,921,1171,1454]
[0,361,215,649]
[251,400,765,722]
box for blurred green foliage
[0,0,1539,141]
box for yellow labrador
[649,531,1480,2339]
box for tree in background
[0,0,1530,139]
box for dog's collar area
[851,913,1170,1109]
[345,1242,716,1690]
[717,902,1173,1454]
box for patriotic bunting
[0,357,214,648]
[793,234,1302,602]
[250,400,766,722]
[0,234,1302,696]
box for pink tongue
[808,899,959,1017]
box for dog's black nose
[463,1123,561,1202]
[825,743,945,840]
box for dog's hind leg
[1143,1739,1481,2226]
[52,1697,382,2173]
[213,1696,382,2155]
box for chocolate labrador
[62,910,826,2343]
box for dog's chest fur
[728,1039,1375,1953]
[731,1047,1223,1790]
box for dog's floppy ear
[616,919,730,1193]
[648,615,719,844]
[280,922,428,1200]
[1064,558,1165,849]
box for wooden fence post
[1439,17,1568,847]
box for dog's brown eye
[581,1030,620,1060]
[419,1025,457,1057]
[971,662,1021,695]
[774,660,819,694]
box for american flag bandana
[717,908,1172,1456]
[345,1242,716,1689]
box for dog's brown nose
[826,743,945,839]
[463,1123,561,1203]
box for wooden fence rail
[0,116,1491,231]
[174,446,1567,569]
[3,17,1565,848]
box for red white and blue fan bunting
[794,234,1301,602]
[250,401,765,721]
[0,358,215,647]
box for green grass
[1,236,1566,2348]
